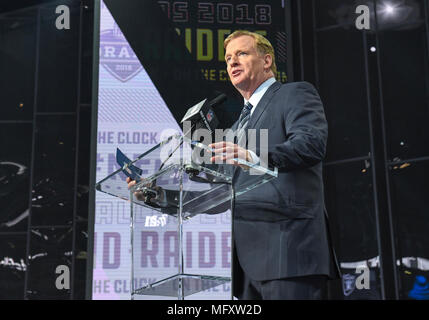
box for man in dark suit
[208,30,338,300]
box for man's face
[225,35,270,94]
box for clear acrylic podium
[96,134,277,299]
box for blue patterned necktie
[237,102,253,146]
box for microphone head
[208,93,227,108]
[180,93,225,140]
[180,99,207,123]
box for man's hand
[126,177,144,201]
[208,141,251,169]
[126,177,165,205]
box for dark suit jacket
[231,80,336,281]
[159,81,339,282]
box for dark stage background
[0,0,428,300]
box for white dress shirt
[244,77,277,116]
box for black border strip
[85,0,100,300]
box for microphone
[154,94,227,190]
[157,94,226,174]
[207,93,227,108]
[180,93,226,134]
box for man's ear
[264,54,273,72]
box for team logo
[99,23,143,82]
[342,273,356,296]
[206,110,214,122]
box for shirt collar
[244,77,276,115]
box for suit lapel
[232,81,282,181]
[247,81,282,129]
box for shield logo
[342,273,356,297]
[206,110,214,122]
[100,23,143,82]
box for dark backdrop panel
[0,123,32,232]
[36,5,80,113]
[316,28,371,162]
[389,160,429,299]
[389,160,429,259]
[324,160,379,262]
[26,227,72,299]
[378,24,429,161]
[0,234,27,299]
[31,115,77,227]
[314,0,357,29]
[0,11,37,121]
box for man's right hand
[126,177,145,201]
[126,176,137,189]
[126,177,167,206]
